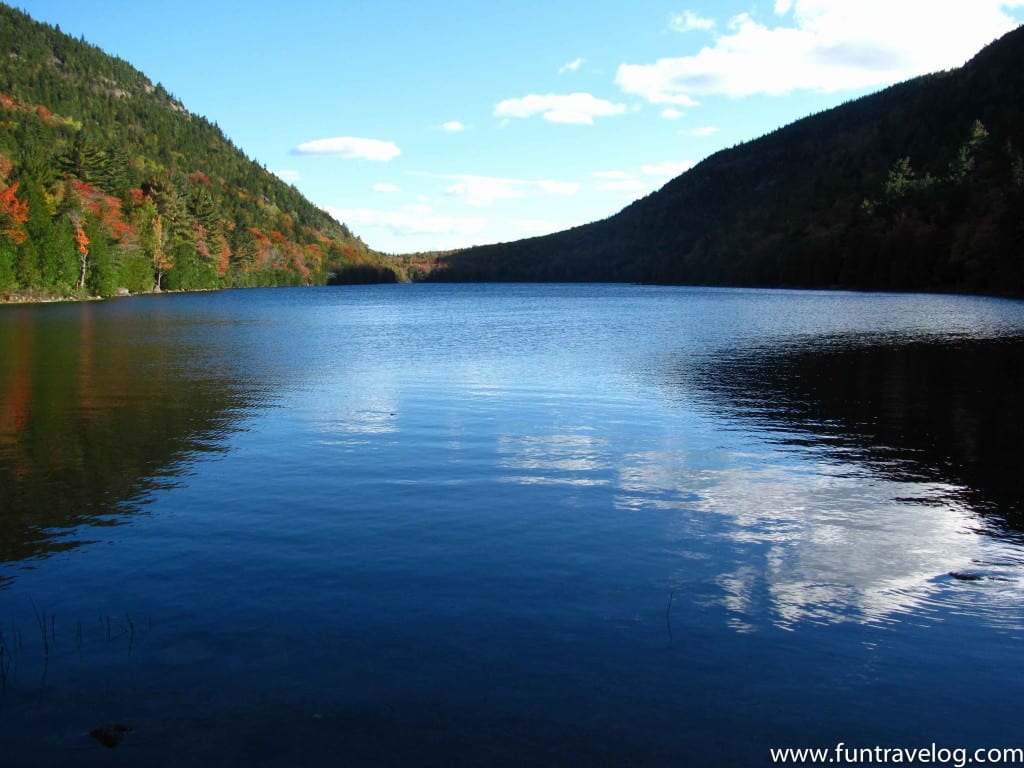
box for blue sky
[14,0,1024,254]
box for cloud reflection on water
[645,331,1024,633]
[497,431,611,487]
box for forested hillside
[427,26,1024,295]
[0,4,395,300]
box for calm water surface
[1,284,1023,765]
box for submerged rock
[89,723,132,749]
[949,571,986,581]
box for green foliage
[59,132,106,187]
[83,215,116,296]
[0,3,393,300]
[118,251,154,294]
[0,240,16,291]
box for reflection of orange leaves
[74,225,89,255]
[0,318,34,439]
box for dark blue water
[2,284,1024,765]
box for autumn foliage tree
[0,180,29,246]
[0,4,393,299]
[73,220,89,290]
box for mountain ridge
[423,26,1024,294]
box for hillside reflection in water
[0,299,264,576]
[668,332,1024,631]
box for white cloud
[615,64,700,106]
[688,125,719,137]
[618,1,1024,103]
[293,136,401,161]
[373,182,401,193]
[442,174,581,207]
[494,92,628,125]
[442,121,467,133]
[326,204,487,237]
[660,108,685,120]
[559,57,586,73]
[593,160,694,194]
[275,169,301,182]
[669,10,715,32]
[447,176,521,207]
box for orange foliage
[74,225,89,255]
[70,180,132,242]
[188,170,212,186]
[152,215,169,263]
[0,93,64,126]
[0,182,29,244]
[215,233,231,276]
[249,227,273,269]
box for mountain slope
[0,4,395,299]
[427,26,1024,294]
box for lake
[1,283,1023,766]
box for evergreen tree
[59,132,107,186]
[83,214,116,296]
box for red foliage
[192,221,211,260]
[128,188,147,205]
[249,227,273,269]
[188,170,212,187]
[0,182,29,244]
[215,233,231,276]
[70,181,132,242]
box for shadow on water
[0,300,260,581]
[685,332,1024,536]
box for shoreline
[0,287,225,306]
